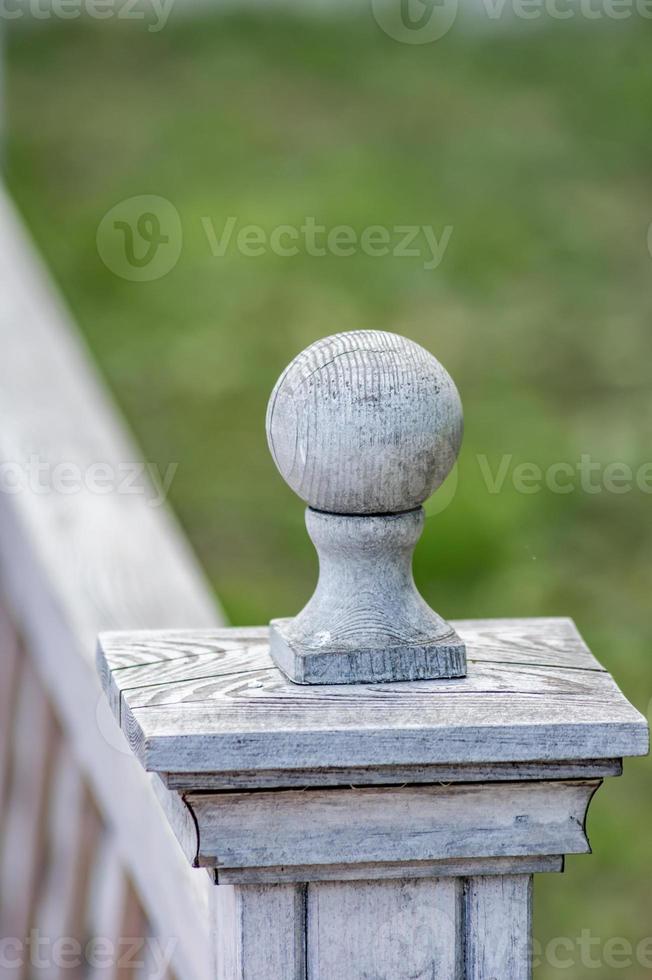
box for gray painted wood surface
[97,618,648,777]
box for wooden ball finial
[266,330,466,685]
[266,330,463,515]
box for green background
[5,10,652,976]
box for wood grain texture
[455,616,605,670]
[307,878,462,980]
[0,186,222,652]
[186,780,597,873]
[266,332,466,684]
[125,697,644,775]
[123,656,617,708]
[211,874,535,980]
[213,855,564,886]
[213,884,306,980]
[163,758,621,792]
[265,330,463,514]
[0,189,220,980]
[464,875,533,980]
[151,773,199,865]
[98,631,270,724]
[97,619,647,778]
[269,509,466,684]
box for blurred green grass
[5,11,652,977]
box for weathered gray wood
[97,620,647,778]
[0,658,57,975]
[152,773,200,865]
[119,883,149,979]
[0,187,221,980]
[213,884,306,980]
[99,632,271,723]
[126,696,645,774]
[0,186,222,651]
[213,855,563,886]
[211,873,536,978]
[465,875,533,979]
[266,330,463,515]
[0,599,20,828]
[100,627,268,672]
[306,878,462,980]
[269,510,466,684]
[8,179,644,980]
[163,758,622,792]
[100,616,605,675]
[123,656,617,708]
[93,555,647,971]
[186,780,597,874]
[86,830,129,980]
[33,744,90,961]
[456,616,605,670]
[266,331,466,683]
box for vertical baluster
[32,745,84,979]
[0,599,20,831]
[86,830,129,980]
[0,657,58,980]
[117,884,148,980]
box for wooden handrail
[0,186,224,980]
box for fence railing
[0,185,222,980]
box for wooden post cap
[266,329,464,515]
[265,330,467,685]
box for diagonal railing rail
[0,185,224,980]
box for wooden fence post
[97,331,647,979]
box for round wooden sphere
[266,330,463,515]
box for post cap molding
[96,617,647,884]
[97,617,647,779]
